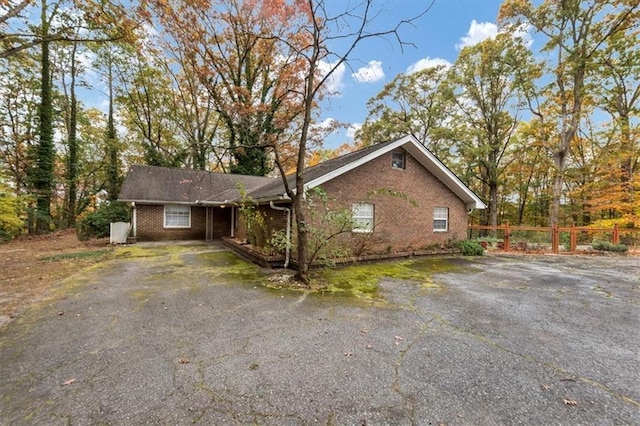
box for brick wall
[136,204,208,241]
[318,148,468,254]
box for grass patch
[39,249,111,262]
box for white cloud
[456,20,498,50]
[351,60,385,83]
[406,57,452,74]
[318,60,346,96]
[509,22,533,48]
[316,117,335,130]
[346,123,362,139]
[457,20,533,50]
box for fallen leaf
[178,358,190,364]
[58,311,64,316]
[62,378,75,386]
[360,329,368,334]
[563,398,577,406]
[541,384,551,391]
[343,351,353,357]
[366,344,372,349]
[394,335,404,345]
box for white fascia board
[306,135,415,189]
[118,199,226,206]
[251,195,292,204]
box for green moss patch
[115,245,188,259]
[196,252,263,283]
[314,257,465,300]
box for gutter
[269,201,291,268]
[119,199,229,207]
[130,202,137,238]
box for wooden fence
[468,222,640,254]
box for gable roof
[118,135,486,210]
[244,142,391,202]
[249,135,486,210]
[118,164,276,205]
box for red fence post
[552,222,559,254]
[504,221,510,252]
[570,223,577,252]
[613,224,620,245]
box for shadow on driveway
[1,245,639,424]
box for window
[352,203,374,233]
[433,207,448,232]
[391,152,405,169]
[164,205,191,228]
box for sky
[317,0,515,149]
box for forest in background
[1,0,639,242]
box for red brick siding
[318,148,468,254]
[135,204,212,241]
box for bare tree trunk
[293,196,310,281]
[549,147,566,225]
[65,41,79,227]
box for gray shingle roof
[118,165,276,205]
[246,141,393,201]
[118,136,486,210]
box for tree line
[0,0,638,279]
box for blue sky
[319,0,510,149]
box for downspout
[230,206,235,238]
[130,202,137,238]
[270,201,291,268]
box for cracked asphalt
[1,243,639,425]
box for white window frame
[164,204,191,228]
[433,207,448,232]
[352,203,374,233]
[391,151,405,169]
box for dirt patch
[0,229,112,328]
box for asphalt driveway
[1,243,638,425]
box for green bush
[77,202,130,240]
[457,239,484,256]
[591,239,628,253]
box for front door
[205,207,232,240]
